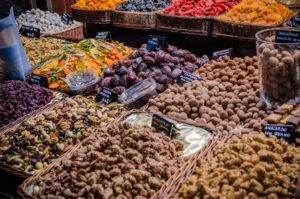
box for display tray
[113,10,158,30]
[156,12,212,36]
[18,111,218,198]
[212,12,297,41]
[0,89,65,136]
[71,5,112,24]
[41,22,84,40]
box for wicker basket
[156,12,212,35]
[71,5,112,24]
[18,111,217,198]
[113,10,158,29]
[41,22,84,40]
[212,12,297,41]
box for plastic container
[256,28,300,106]
[119,78,157,108]
[65,69,99,95]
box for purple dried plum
[163,54,173,63]
[171,57,180,65]
[151,69,162,81]
[146,51,156,58]
[118,66,128,76]
[158,74,170,84]
[155,50,166,62]
[104,67,115,77]
[173,49,189,58]
[138,63,148,72]
[112,61,121,71]
[111,75,121,87]
[156,83,166,93]
[100,77,112,87]
[138,48,147,56]
[162,65,172,76]
[113,86,126,94]
[184,53,197,63]
[150,66,160,71]
[123,60,133,66]
[127,70,138,82]
[195,55,210,66]
[120,75,128,87]
[171,68,182,79]
[166,45,177,53]
[143,55,155,65]
[183,62,197,72]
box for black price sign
[19,25,40,38]
[62,12,73,25]
[263,124,294,143]
[146,35,168,51]
[151,114,173,135]
[96,31,112,41]
[96,87,117,105]
[177,71,201,85]
[212,48,233,60]
[28,74,48,88]
[275,31,300,43]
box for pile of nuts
[257,36,300,104]
[0,80,53,128]
[174,133,300,198]
[147,79,270,136]
[0,96,125,174]
[21,36,65,66]
[30,123,184,198]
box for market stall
[0,0,299,198]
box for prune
[100,77,112,87]
[156,83,166,93]
[158,74,170,84]
[111,75,121,87]
[163,54,173,63]
[170,57,180,64]
[184,62,197,72]
[151,69,162,81]
[113,86,126,94]
[143,56,155,65]
[173,49,189,58]
[162,65,172,76]
[184,53,197,63]
[171,68,182,79]
[120,75,128,87]
[118,66,128,76]
[127,70,138,82]
[104,67,115,77]
[138,63,148,72]
[155,50,166,62]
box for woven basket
[156,12,212,35]
[212,12,297,41]
[113,10,158,29]
[18,111,217,198]
[71,5,112,24]
[41,22,84,40]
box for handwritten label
[212,48,233,60]
[151,114,173,135]
[146,35,168,51]
[275,31,300,43]
[263,124,294,143]
[177,71,201,85]
[96,87,117,105]
[96,31,111,41]
[19,25,40,38]
[28,74,48,88]
[62,12,73,25]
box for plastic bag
[0,8,31,81]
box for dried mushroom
[31,123,184,198]
[0,96,125,174]
[174,134,300,199]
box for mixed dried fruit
[21,36,65,66]
[164,0,238,17]
[174,134,300,198]
[99,44,209,94]
[0,96,125,174]
[0,80,53,128]
[218,0,293,25]
[74,0,124,9]
[33,39,132,90]
[29,123,184,198]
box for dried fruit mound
[116,0,172,12]
[218,0,293,25]
[164,0,239,17]
[74,0,124,9]
[0,80,53,128]
[31,123,184,198]
[174,133,300,198]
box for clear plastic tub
[119,78,157,108]
[256,28,300,106]
[65,69,99,95]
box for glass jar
[256,28,300,106]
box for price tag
[19,25,40,38]
[212,48,233,60]
[263,124,294,143]
[28,74,48,88]
[275,31,300,43]
[62,12,73,25]
[95,31,112,41]
[96,87,117,105]
[146,35,168,51]
[177,71,201,85]
[151,114,173,135]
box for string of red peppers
[164,0,239,17]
